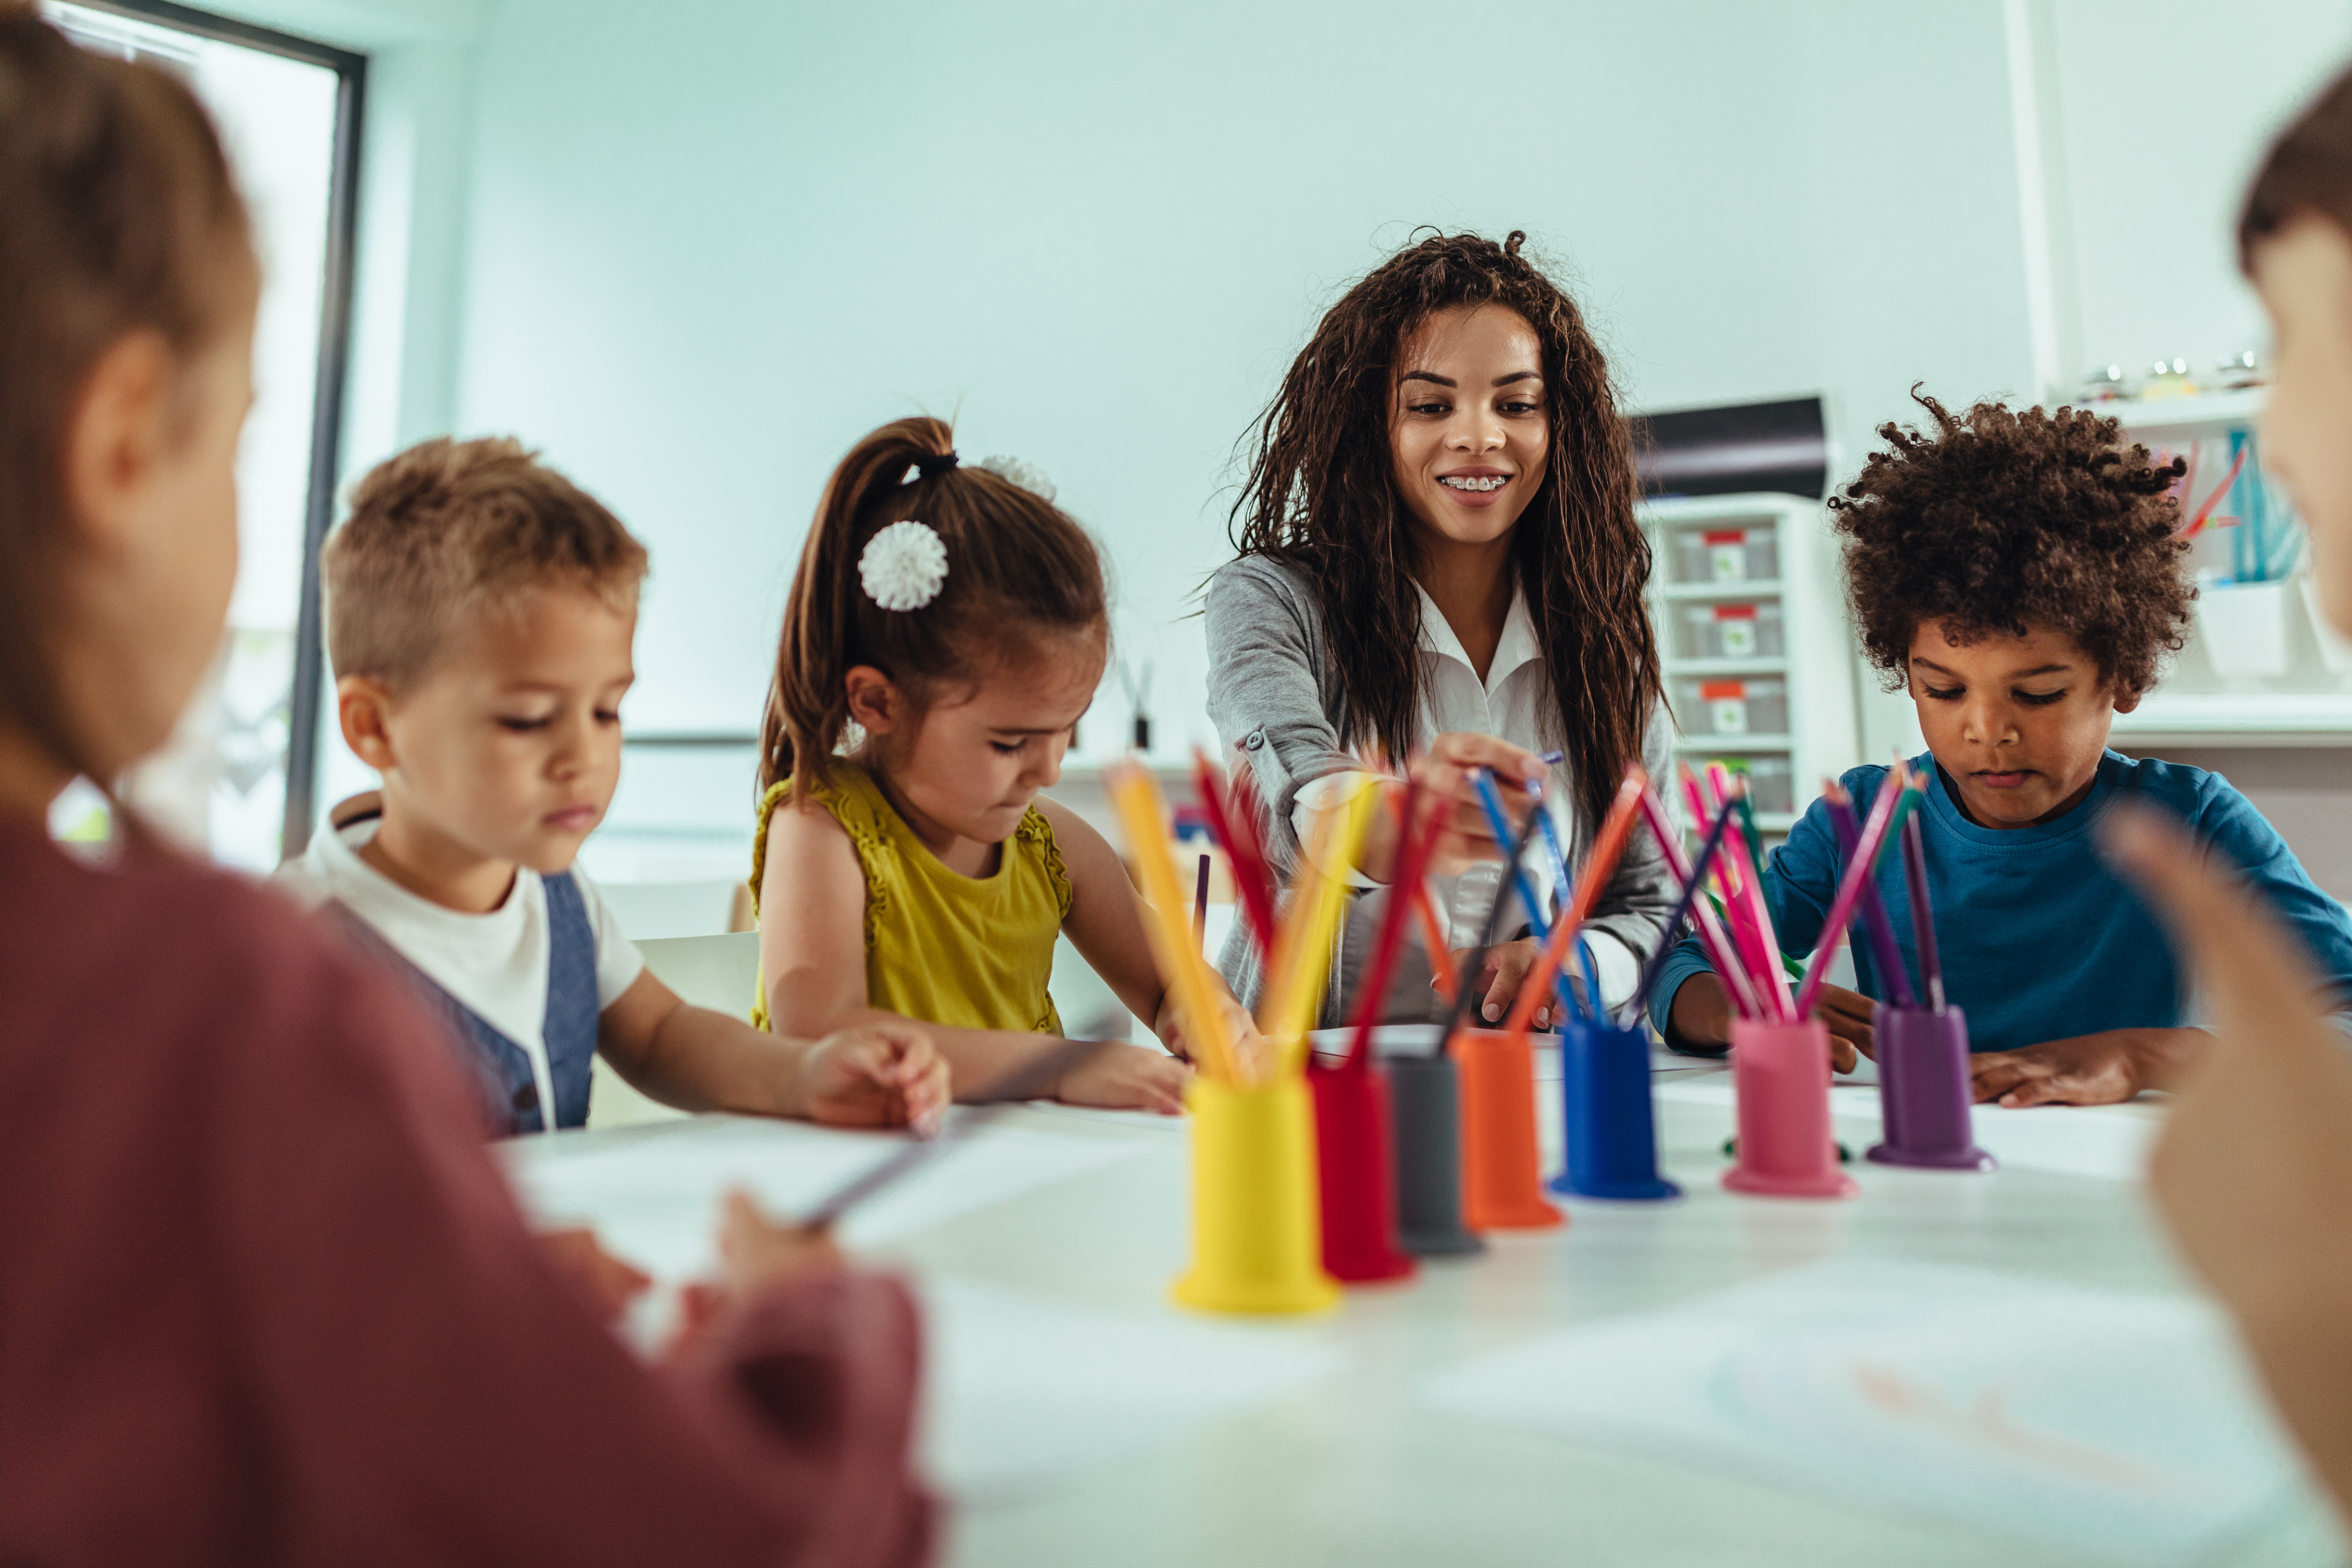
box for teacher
[1205,229,1675,1029]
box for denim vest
[336,870,601,1136]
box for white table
[507,1054,2344,1568]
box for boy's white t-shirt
[275,813,645,1122]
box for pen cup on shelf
[1455,1027,1565,1231]
[1552,1019,1681,1201]
[1387,1048,1486,1257]
[1171,1073,1340,1315]
[1867,1004,1994,1171]
[1722,1016,1857,1199]
[1304,1053,1416,1284]
[2194,578,2294,682]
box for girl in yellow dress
[751,416,1249,1111]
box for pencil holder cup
[1454,1028,1565,1230]
[1171,1073,1340,1315]
[1551,1020,1682,1201]
[1305,1056,1417,1284]
[1722,1016,1857,1199]
[1868,1005,1995,1171]
[1387,1052,1486,1256]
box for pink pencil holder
[1722,1016,1857,1200]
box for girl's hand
[1056,1040,1190,1115]
[539,1225,652,1325]
[788,1021,951,1134]
[1152,985,1260,1070]
[2101,804,2352,1516]
[720,1187,842,1292]
[1458,938,1562,1031]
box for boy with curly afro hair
[1650,392,2352,1106]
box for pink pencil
[1682,769,1783,1019]
[1703,760,1795,1020]
[1793,767,1912,1017]
[1637,786,1762,1021]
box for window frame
[60,0,366,859]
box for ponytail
[761,416,1109,797]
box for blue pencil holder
[1550,1020,1682,1202]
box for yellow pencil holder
[1171,1072,1341,1316]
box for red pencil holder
[1306,1055,1416,1284]
[1455,1028,1566,1231]
[1722,1016,1857,1200]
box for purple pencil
[1902,810,1946,1012]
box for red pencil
[1192,748,1276,965]
[1344,779,1443,1068]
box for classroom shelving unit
[1642,492,1860,840]
[2094,388,2352,748]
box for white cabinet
[1642,492,1861,838]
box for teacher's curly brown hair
[1227,229,1658,834]
[1828,391,2194,700]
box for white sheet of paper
[1423,1259,2304,1566]
[503,1113,1146,1278]
[918,1276,1344,1504]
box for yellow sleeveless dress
[749,761,1071,1035]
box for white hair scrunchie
[859,520,949,611]
[973,453,1057,503]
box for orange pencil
[1500,764,1649,1038]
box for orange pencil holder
[1455,1027,1566,1231]
[1721,1016,1858,1200]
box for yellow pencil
[1105,761,1245,1085]
[1263,779,1379,1074]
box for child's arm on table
[760,798,1188,1115]
[1033,798,1256,1068]
[598,969,949,1132]
[2103,805,2352,1527]
[1665,972,1867,1073]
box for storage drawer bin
[1675,676,1788,738]
[1679,601,1785,661]
[1738,755,1795,817]
[1672,526,1780,584]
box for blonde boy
[279,436,946,1135]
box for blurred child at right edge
[2108,57,2352,1532]
[0,11,930,1562]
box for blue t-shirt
[1647,750,2352,1052]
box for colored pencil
[1635,786,1761,1021]
[1265,780,1379,1074]
[1685,768,1788,1019]
[1792,766,1910,1018]
[1501,764,1649,1038]
[1106,762,1245,1085]
[1193,853,1211,952]
[1433,799,1550,1054]
[1901,797,1946,1012]
[1824,783,1916,1008]
[1472,769,1552,941]
[1412,887,1458,1002]
[1344,779,1440,1068]
[1629,794,1741,1019]
[1192,748,1275,965]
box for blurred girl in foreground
[2109,58,2352,1526]
[0,8,930,1561]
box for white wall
[445,0,2040,780]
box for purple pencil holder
[1867,1004,1995,1171]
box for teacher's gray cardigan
[1202,554,1680,1029]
